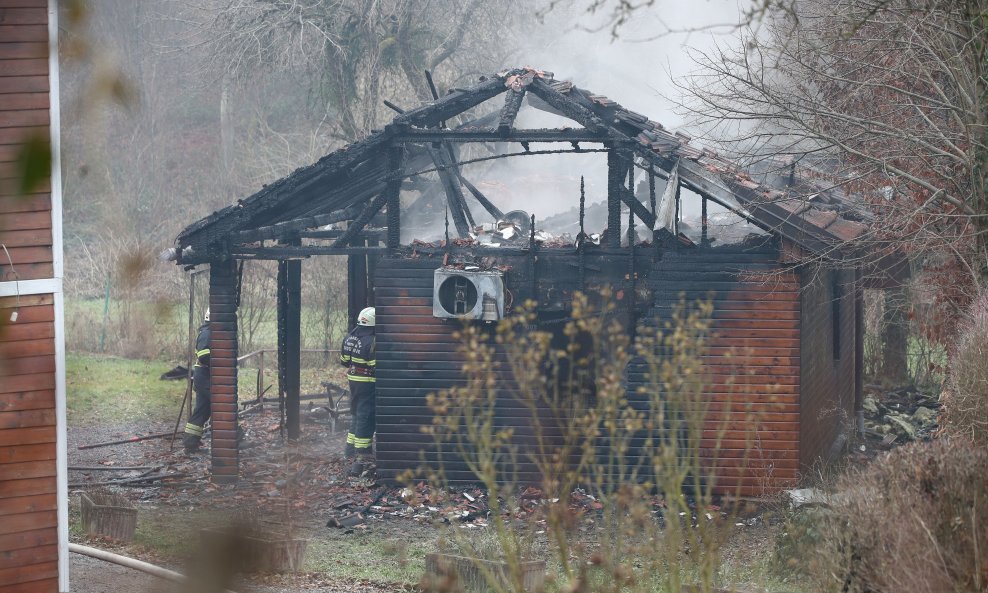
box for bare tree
[677,0,987,337]
[178,0,529,143]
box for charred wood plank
[332,192,388,248]
[427,146,471,237]
[607,150,631,248]
[455,171,503,220]
[617,186,656,229]
[527,78,608,133]
[392,76,505,130]
[497,89,526,138]
[177,132,390,246]
[232,207,361,244]
[277,251,302,441]
[386,146,404,250]
[300,228,386,240]
[233,246,387,258]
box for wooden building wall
[375,243,809,495]
[798,267,857,470]
[646,244,801,495]
[375,256,468,481]
[0,2,64,592]
[0,0,53,284]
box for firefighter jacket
[192,322,211,390]
[340,325,376,383]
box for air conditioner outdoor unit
[433,268,505,321]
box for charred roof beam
[392,128,614,143]
[497,88,526,138]
[427,145,472,238]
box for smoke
[418,1,757,245]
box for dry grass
[945,288,988,444]
[795,439,988,593]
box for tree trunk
[880,285,910,386]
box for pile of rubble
[861,385,939,446]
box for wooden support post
[208,259,239,484]
[854,270,864,432]
[277,256,302,441]
[607,149,629,248]
[386,146,403,251]
[648,169,656,217]
[579,176,586,290]
[701,197,709,247]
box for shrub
[945,288,988,444]
[798,439,988,593]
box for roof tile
[826,218,869,241]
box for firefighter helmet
[357,307,375,327]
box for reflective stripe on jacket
[340,326,376,383]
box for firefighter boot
[344,442,356,459]
[183,433,201,454]
[348,454,375,478]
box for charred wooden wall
[798,266,857,470]
[0,3,61,591]
[374,253,593,484]
[644,244,801,495]
[375,243,839,496]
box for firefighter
[183,308,211,453]
[340,307,376,476]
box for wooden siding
[0,294,58,593]
[0,4,59,591]
[799,267,857,469]
[645,245,800,495]
[0,0,52,284]
[376,243,803,495]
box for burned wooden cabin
[170,68,871,495]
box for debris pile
[861,385,939,446]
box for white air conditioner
[433,268,505,321]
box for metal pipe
[69,543,239,593]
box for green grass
[66,296,348,361]
[67,353,188,426]
[304,528,431,584]
[66,352,348,426]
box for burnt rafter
[527,78,609,134]
[455,170,503,220]
[427,145,472,237]
[497,89,527,137]
[176,66,869,266]
[232,206,360,245]
[332,191,389,248]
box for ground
[67,353,936,593]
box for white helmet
[357,307,375,327]
[204,307,210,322]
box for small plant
[413,293,761,593]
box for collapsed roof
[172,67,869,266]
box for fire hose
[68,543,239,593]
